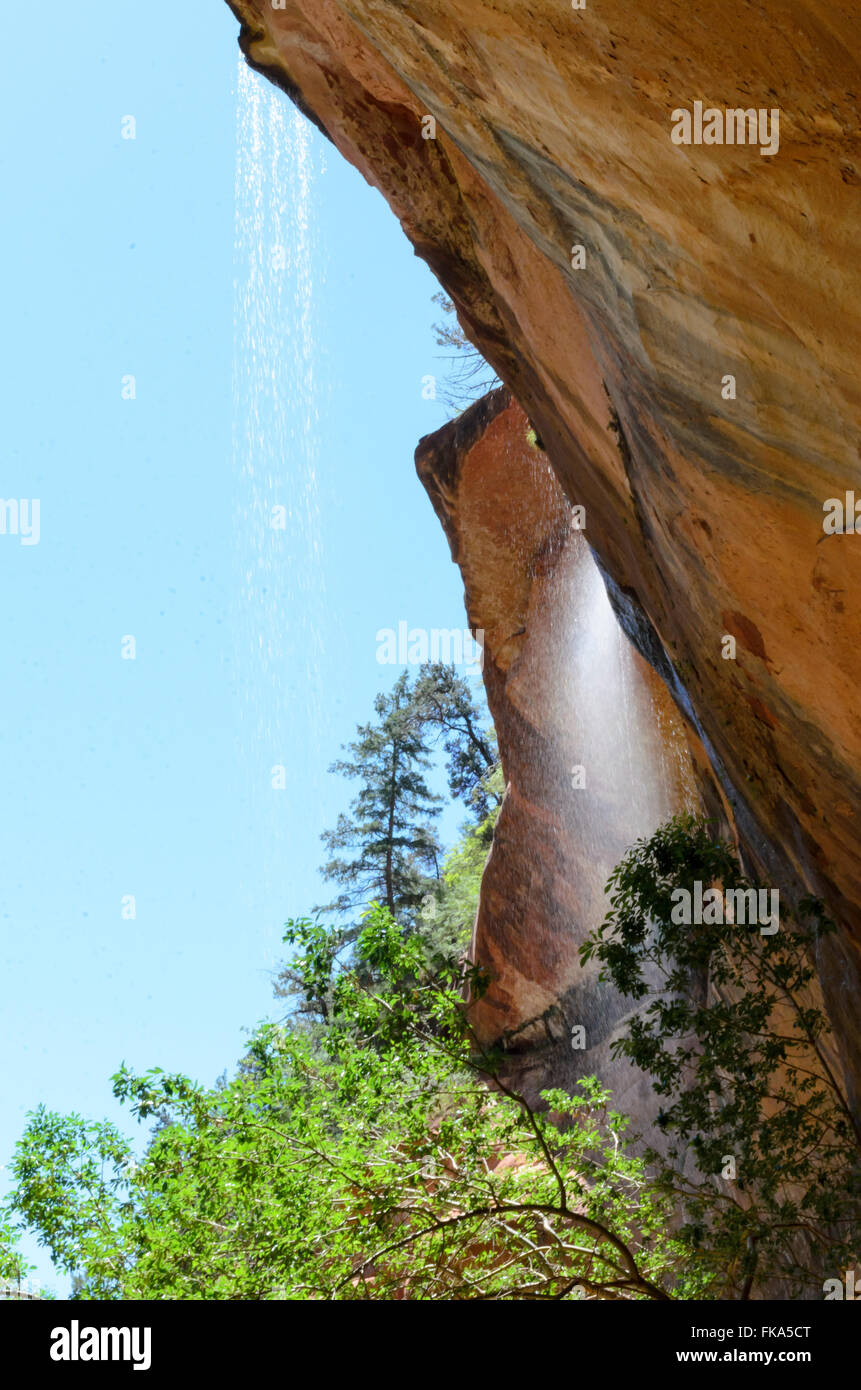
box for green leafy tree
[4,907,691,1301]
[0,1216,31,1283]
[273,913,347,1031]
[581,813,861,1298]
[7,1110,134,1299]
[9,816,856,1300]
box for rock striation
[226,0,861,1113]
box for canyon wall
[417,389,699,1109]
[226,0,861,1110]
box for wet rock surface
[417,392,696,1108]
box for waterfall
[532,516,696,910]
[231,61,329,961]
[552,527,698,1065]
[568,534,696,851]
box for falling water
[501,482,699,1085]
[528,509,696,884]
[564,535,697,852]
[562,528,698,1054]
[231,61,329,963]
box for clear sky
[1,1,475,1292]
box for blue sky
[1,1,477,1292]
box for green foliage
[9,748,855,1299]
[414,764,504,964]
[5,906,693,1301]
[274,915,348,1030]
[581,812,861,1298]
[0,1216,31,1283]
[8,1110,134,1299]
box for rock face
[417,389,698,1108]
[226,0,861,1113]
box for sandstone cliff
[417,389,700,1110]
[226,0,861,1112]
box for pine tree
[412,661,498,820]
[319,670,443,924]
